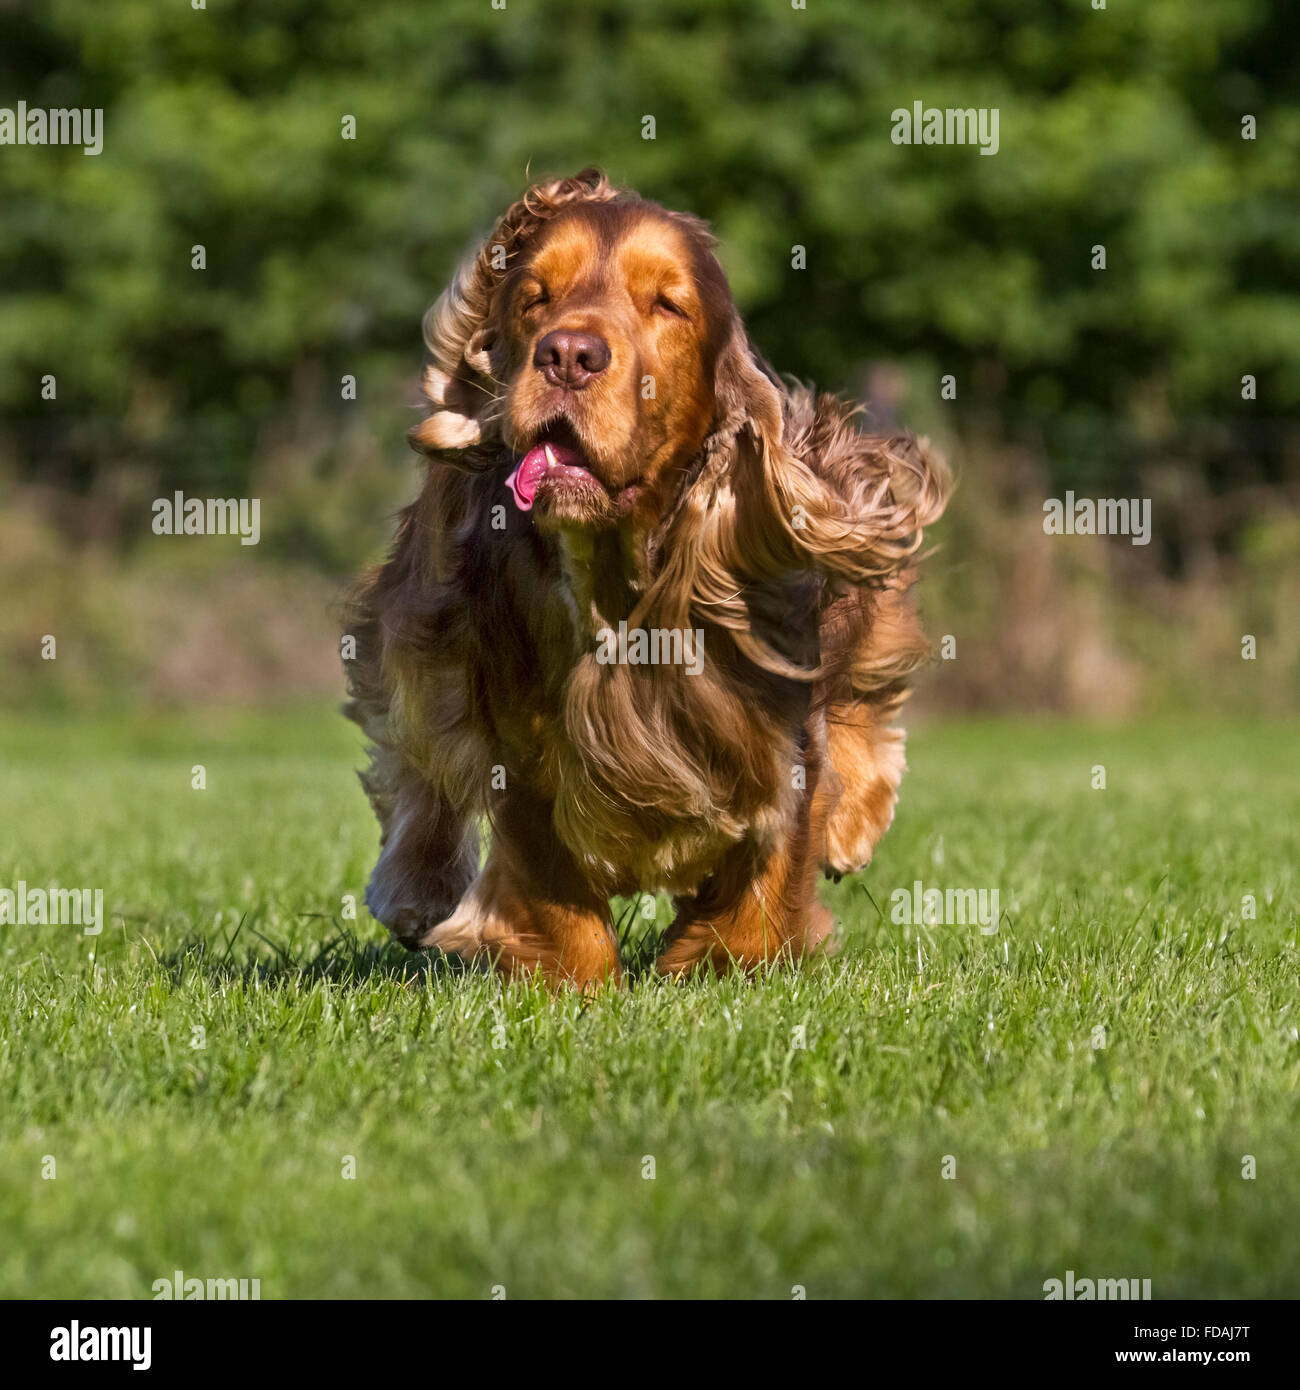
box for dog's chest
[494,529,804,893]
[521,659,795,896]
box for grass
[1,706,1297,1299]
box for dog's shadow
[149,900,671,994]
[149,912,462,994]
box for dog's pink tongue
[505,445,549,511]
[505,441,588,510]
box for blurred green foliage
[1,0,1297,552]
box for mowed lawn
[1,708,1297,1299]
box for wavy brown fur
[344,169,949,988]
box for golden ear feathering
[634,322,950,682]
[408,168,621,457]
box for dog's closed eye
[653,292,689,320]
[519,282,550,316]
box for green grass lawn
[1,707,1297,1299]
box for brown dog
[344,168,948,988]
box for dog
[344,168,948,988]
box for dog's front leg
[422,789,622,991]
[362,764,480,952]
[656,768,836,978]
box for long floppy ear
[408,168,621,458]
[639,319,949,678]
[717,318,948,584]
[770,390,950,586]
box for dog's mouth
[506,419,602,512]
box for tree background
[2,0,1297,713]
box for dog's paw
[823,723,906,874]
[364,877,466,955]
[416,892,490,957]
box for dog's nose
[533,331,610,389]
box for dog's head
[413,169,948,672]
[412,168,787,532]
[494,196,739,528]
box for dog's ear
[645,319,948,679]
[704,322,948,589]
[708,318,785,461]
[638,324,808,673]
[781,411,951,587]
[410,168,621,458]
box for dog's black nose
[533,331,610,389]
